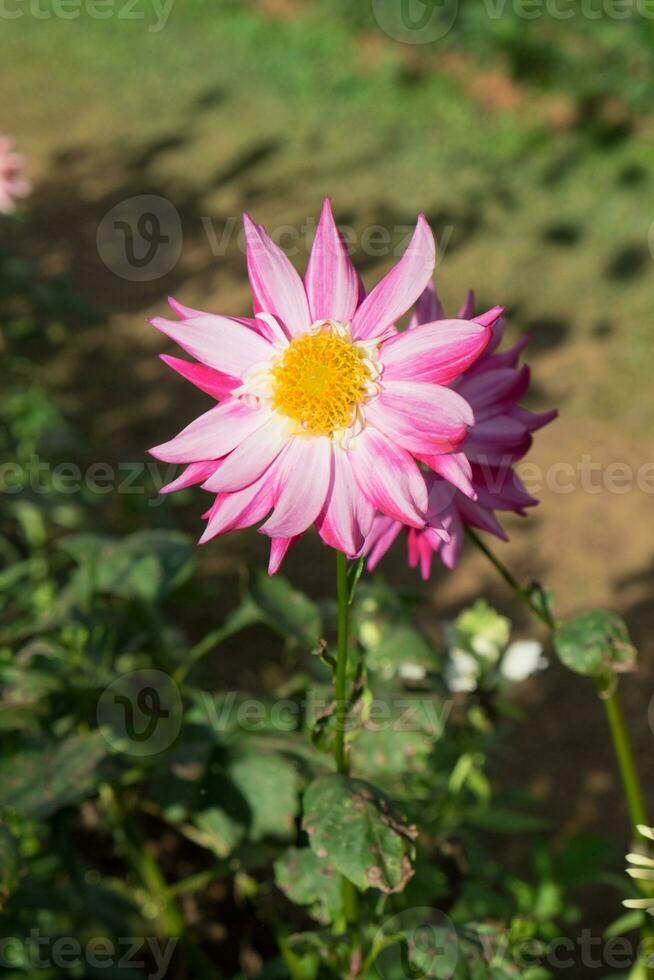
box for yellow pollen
[271,329,372,435]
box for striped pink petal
[367,381,473,456]
[243,214,311,336]
[419,451,476,499]
[268,536,298,574]
[365,515,403,572]
[149,400,269,463]
[351,215,435,340]
[160,460,220,494]
[350,427,427,528]
[151,313,274,379]
[305,198,360,324]
[261,437,332,537]
[201,415,291,493]
[317,446,369,556]
[200,474,273,543]
[380,319,490,386]
[160,354,238,401]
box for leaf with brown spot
[302,774,417,894]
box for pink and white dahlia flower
[150,200,496,572]
[0,136,31,214]
[364,284,557,578]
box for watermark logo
[374,908,459,979]
[97,194,182,282]
[372,0,459,43]
[97,669,182,756]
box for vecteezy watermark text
[0,457,177,506]
[0,933,177,980]
[372,0,654,46]
[5,455,654,504]
[0,0,174,32]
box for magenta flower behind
[150,200,499,572]
[364,284,557,578]
[0,135,31,214]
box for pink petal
[160,354,238,401]
[200,474,273,543]
[407,527,441,580]
[367,381,473,456]
[465,416,532,465]
[151,313,274,379]
[351,215,436,340]
[243,214,311,336]
[268,536,297,575]
[456,493,509,541]
[409,282,444,329]
[317,446,368,556]
[261,437,332,537]
[458,290,476,320]
[168,296,203,319]
[365,515,403,572]
[380,319,491,386]
[419,451,476,499]
[160,460,220,494]
[201,415,291,493]
[305,198,360,324]
[475,305,504,329]
[349,427,427,528]
[439,514,465,569]
[472,464,538,514]
[511,405,558,433]
[459,366,530,420]
[149,400,268,463]
[168,295,269,339]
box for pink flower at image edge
[0,136,31,214]
[149,200,502,572]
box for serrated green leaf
[274,847,341,925]
[302,774,416,894]
[554,611,637,678]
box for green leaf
[355,581,434,680]
[274,847,341,925]
[554,611,637,678]
[248,571,322,647]
[302,774,417,894]
[0,825,20,907]
[347,555,365,605]
[61,530,195,602]
[0,733,108,818]
[604,909,644,939]
[187,749,299,857]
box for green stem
[603,690,648,833]
[335,550,350,775]
[334,550,360,938]
[466,527,648,837]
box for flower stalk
[465,527,648,835]
[466,527,654,975]
[334,550,360,934]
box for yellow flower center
[271,326,372,436]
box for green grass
[2,0,654,433]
